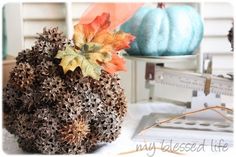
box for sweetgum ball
[3,28,127,154]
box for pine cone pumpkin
[3,27,128,154]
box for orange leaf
[112,31,135,51]
[101,53,126,74]
[73,12,135,75]
[94,31,135,51]
[83,13,110,42]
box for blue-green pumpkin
[121,5,204,56]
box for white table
[2,101,233,156]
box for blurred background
[2,2,234,104]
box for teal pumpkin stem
[157,2,165,9]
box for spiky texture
[60,116,90,144]
[8,62,35,90]
[3,28,127,154]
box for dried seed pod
[90,107,123,143]
[58,142,87,154]
[14,113,35,139]
[35,60,55,81]
[9,62,35,90]
[55,93,83,122]
[35,27,69,57]
[17,138,39,153]
[60,116,90,145]
[64,68,83,90]
[16,49,35,65]
[40,76,65,102]
[19,89,37,112]
[34,108,54,122]
[3,113,17,134]
[35,126,59,154]
[80,93,103,117]
[3,84,22,113]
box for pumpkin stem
[157,2,165,9]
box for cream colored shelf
[123,54,198,64]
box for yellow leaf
[80,42,102,53]
[79,57,101,80]
[80,42,113,64]
[73,25,86,47]
[55,46,102,80]
[88,51,112,64]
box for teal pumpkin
[121,5,204,56]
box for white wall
[4,3,23,56]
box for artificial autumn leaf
[55,46,102,80]
[88,51,112,64]
[80,42,112,65]
[101,53,126,74]
[73,12,110,46]
[73,25,85,47]
[83,12,110,42]
[72,13,135,75]
[94,31,135,51]
[80,42,102,53]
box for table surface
[2,101,233,156]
